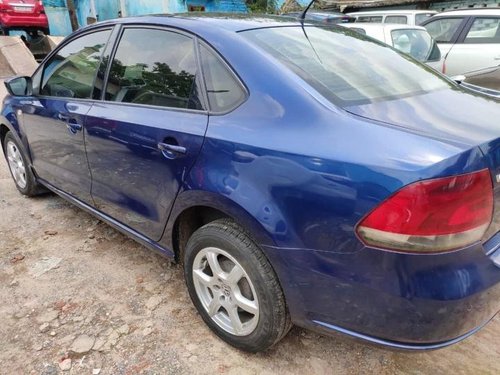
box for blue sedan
[1,14,499,352]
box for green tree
[246,0,277,14]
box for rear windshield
[241,26,449,106]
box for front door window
[41,30,111,98]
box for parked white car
[342,23,441,67]
[347,10,437,26]
[421,8,500,76]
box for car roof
[432,8,500,17]
[342,23,426,31]
[347,10,437,15]
[91,13,305,33]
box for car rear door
[423,16,468,73]
[84,26,208,241]
[443,16,500,76]
[20,27,113,204]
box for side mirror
[426,41,441,62]
[4,76,32,96]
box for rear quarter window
[199,44,246,113]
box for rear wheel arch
[168,192,278,264]
[172,205,230,263]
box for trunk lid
[345,88,500,147]
[346,87,500,242]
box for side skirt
[38,178,175,260]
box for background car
[0,0,48,36]
[451,64,500,98]
[347,9,437,26]
[421,8,500,76]
[342,23,441,66]
[463,64,500,90]
[284,11,355,24]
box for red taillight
[356,169,493,253]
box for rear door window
[104,28,202,110]
[41,30,111,98]
[385,16,408,24]
[424,17,464,42]
[464,18,500,43]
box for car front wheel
[3,131,43,196]
[184,219,291,352]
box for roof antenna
[300,0,316,22]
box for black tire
[184,219,291,352]
[3,131,44,196]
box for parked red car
[0,0,48,35]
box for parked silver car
[422,8,500,76]
[348,10,437,26]
[453,64,500,98]
[342,23,441,66]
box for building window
[188,5,205,11]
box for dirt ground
[0,152,499,375]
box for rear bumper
[263,236,500,349]
[310,315,496,350]
[0,13,48,29]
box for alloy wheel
[192,246,259,336]
[6,140,27,189]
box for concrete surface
[0,36,38,77]
[46,36,65,50]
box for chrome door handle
[158,142,187,159]
[58,113,70,121]
[66,121,82,134]
[59,112,82,134]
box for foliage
[246,0,277,14]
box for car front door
[21,28,113,204]
[423,16,467,73]
[85,26,208,241]
[444,16,500,76]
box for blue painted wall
[44,0,282,35]
[74,0,92,27]
[125,0,169,16]
[43,0,73,36]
